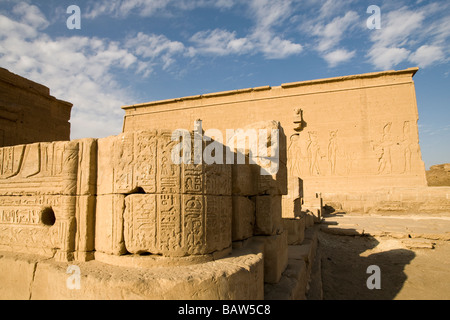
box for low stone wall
[322,187,450,214]
[0,122,318,300]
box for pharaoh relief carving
[288,108,345,178]
[288,134,302,177]
[306,131,322,176]
[327,131,338,176]
[370,121,417,175]
[401,121,415,174]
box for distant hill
[426,164,450,186]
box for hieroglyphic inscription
[114,133,134,193]
[158,131,181,194]
[158,194,182,254]
[183,165,203,194]
[205,196,231,252]
[0,196,61,225]
[104,131,233,257]
[183,195,204,255]
[135,132,157,193]
[204,165,232,196]
[0,145,24,178]
[0,142,81,195]
[124,194,156,253]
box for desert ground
[319,212,450,300]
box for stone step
[264,226,321,300]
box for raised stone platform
[0,239,264,300]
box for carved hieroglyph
[124,194,232,256]
[97,131,233,258]
[0,139,96,261]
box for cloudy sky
[0,0,449,168]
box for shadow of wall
[320,212,416,300]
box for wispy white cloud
[367,46,411,70]
[297,1,359,67]
[186,0,303,60]
[323,49,356,68]
[11,2,49,29]
[408,45,445,68]
[311,10,359,54]
[366,2,450,69]
[0,3,140,139]
[84,0,236,19]
[247,0,303,59]
[125,32,185,74]
[189,29,254,56]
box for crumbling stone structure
[0,122,315,300]
[0,68,71,147]
[2,67,449,300]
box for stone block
[0,139,97,196]
[257,164,288,196]
[74,195,96,261]
[254,195,283,236]
[264,259,308,300]
[0,240,264,300]
[255,231,288,284]
[0,194,96,261]
[97,131,232,196]
[232,164,257,196]
[283,218,305,245]
[95,194,126,256]
[232,196,255,241]
[0,253,37,300]
[303,193,323,223]
[123,194,232,257]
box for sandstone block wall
[0,68,72,147]
[122,68,427,217]
[0,139,97,262]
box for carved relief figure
[372,122,394,175]
[288,134,301,177]
[401,121,413,174]
[328,131,338,175]
[307,131,321,176]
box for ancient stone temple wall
[122,68,427,216]
[0,68,72,147]
[0,139,97,261]
[0,125,302,299]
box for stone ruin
[1,67,449,300]
[0,120,313,299]
[0,68,71,148]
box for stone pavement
[319,212,450,300]
[320,212,450,243]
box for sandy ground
[319,214,450,300]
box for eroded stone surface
[0,139,97,261]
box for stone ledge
[264,226,321,300]
[0,240,264,300]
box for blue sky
[0,0,449,169]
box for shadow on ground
[319,211,416,300]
